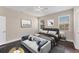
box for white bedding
[22,40,38,52]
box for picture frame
[47,19,54,27]
[21,19,32,28]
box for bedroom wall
[39,9,74,42]
[0,7,38,41]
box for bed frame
[39,28,60,42]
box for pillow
[40,40,47,45]
[40,29,47,33]
[33,37,41,45]
[42,30,47,33]
[38,40,48,51]
[29,37,32,41]
[36,40,41,45]
[28,35,33,41]
[48,31,56,35]
[21,35,29,41]
[34,34,40,36]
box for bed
[37,28,60,46]
[21,28,60,50]
[21,35,51,53]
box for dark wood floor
[0,40,79,53]
[55,41,79,53]
[0,40,31,53]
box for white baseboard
[67,39,79,50]
[73,42,79,50]
[0,38,21,46]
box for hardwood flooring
[0,40,79,53]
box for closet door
[0,16,6,44]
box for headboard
[42,28,59,35]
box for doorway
[0,16,6,44]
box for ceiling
[6,6,73,17]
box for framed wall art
[47,19,54,27]
[21,19,32,28]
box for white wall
[0,7,38,41]
[39,9,74,42]
[74,7,79,49]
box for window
[58,15,70,30]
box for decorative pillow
[40,29,47,33]
[38,40,48,51]
[29,37,32,41]
[22,35,29,41]
[40,40,46,45]
[36,40,41,45]
[33,37,41,45]
[28,35,34,41]
[48,31,56,35]
[34,34,40,36]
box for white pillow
[28,35,34,40]
[34,34,40,36]
[40,29,47,33]
[42,30,47,33]
[48,31,56,35]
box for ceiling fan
[33,6,48,12]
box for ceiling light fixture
[34,6,48,12]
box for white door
[74,7,79,49]
[0,16,6,44]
